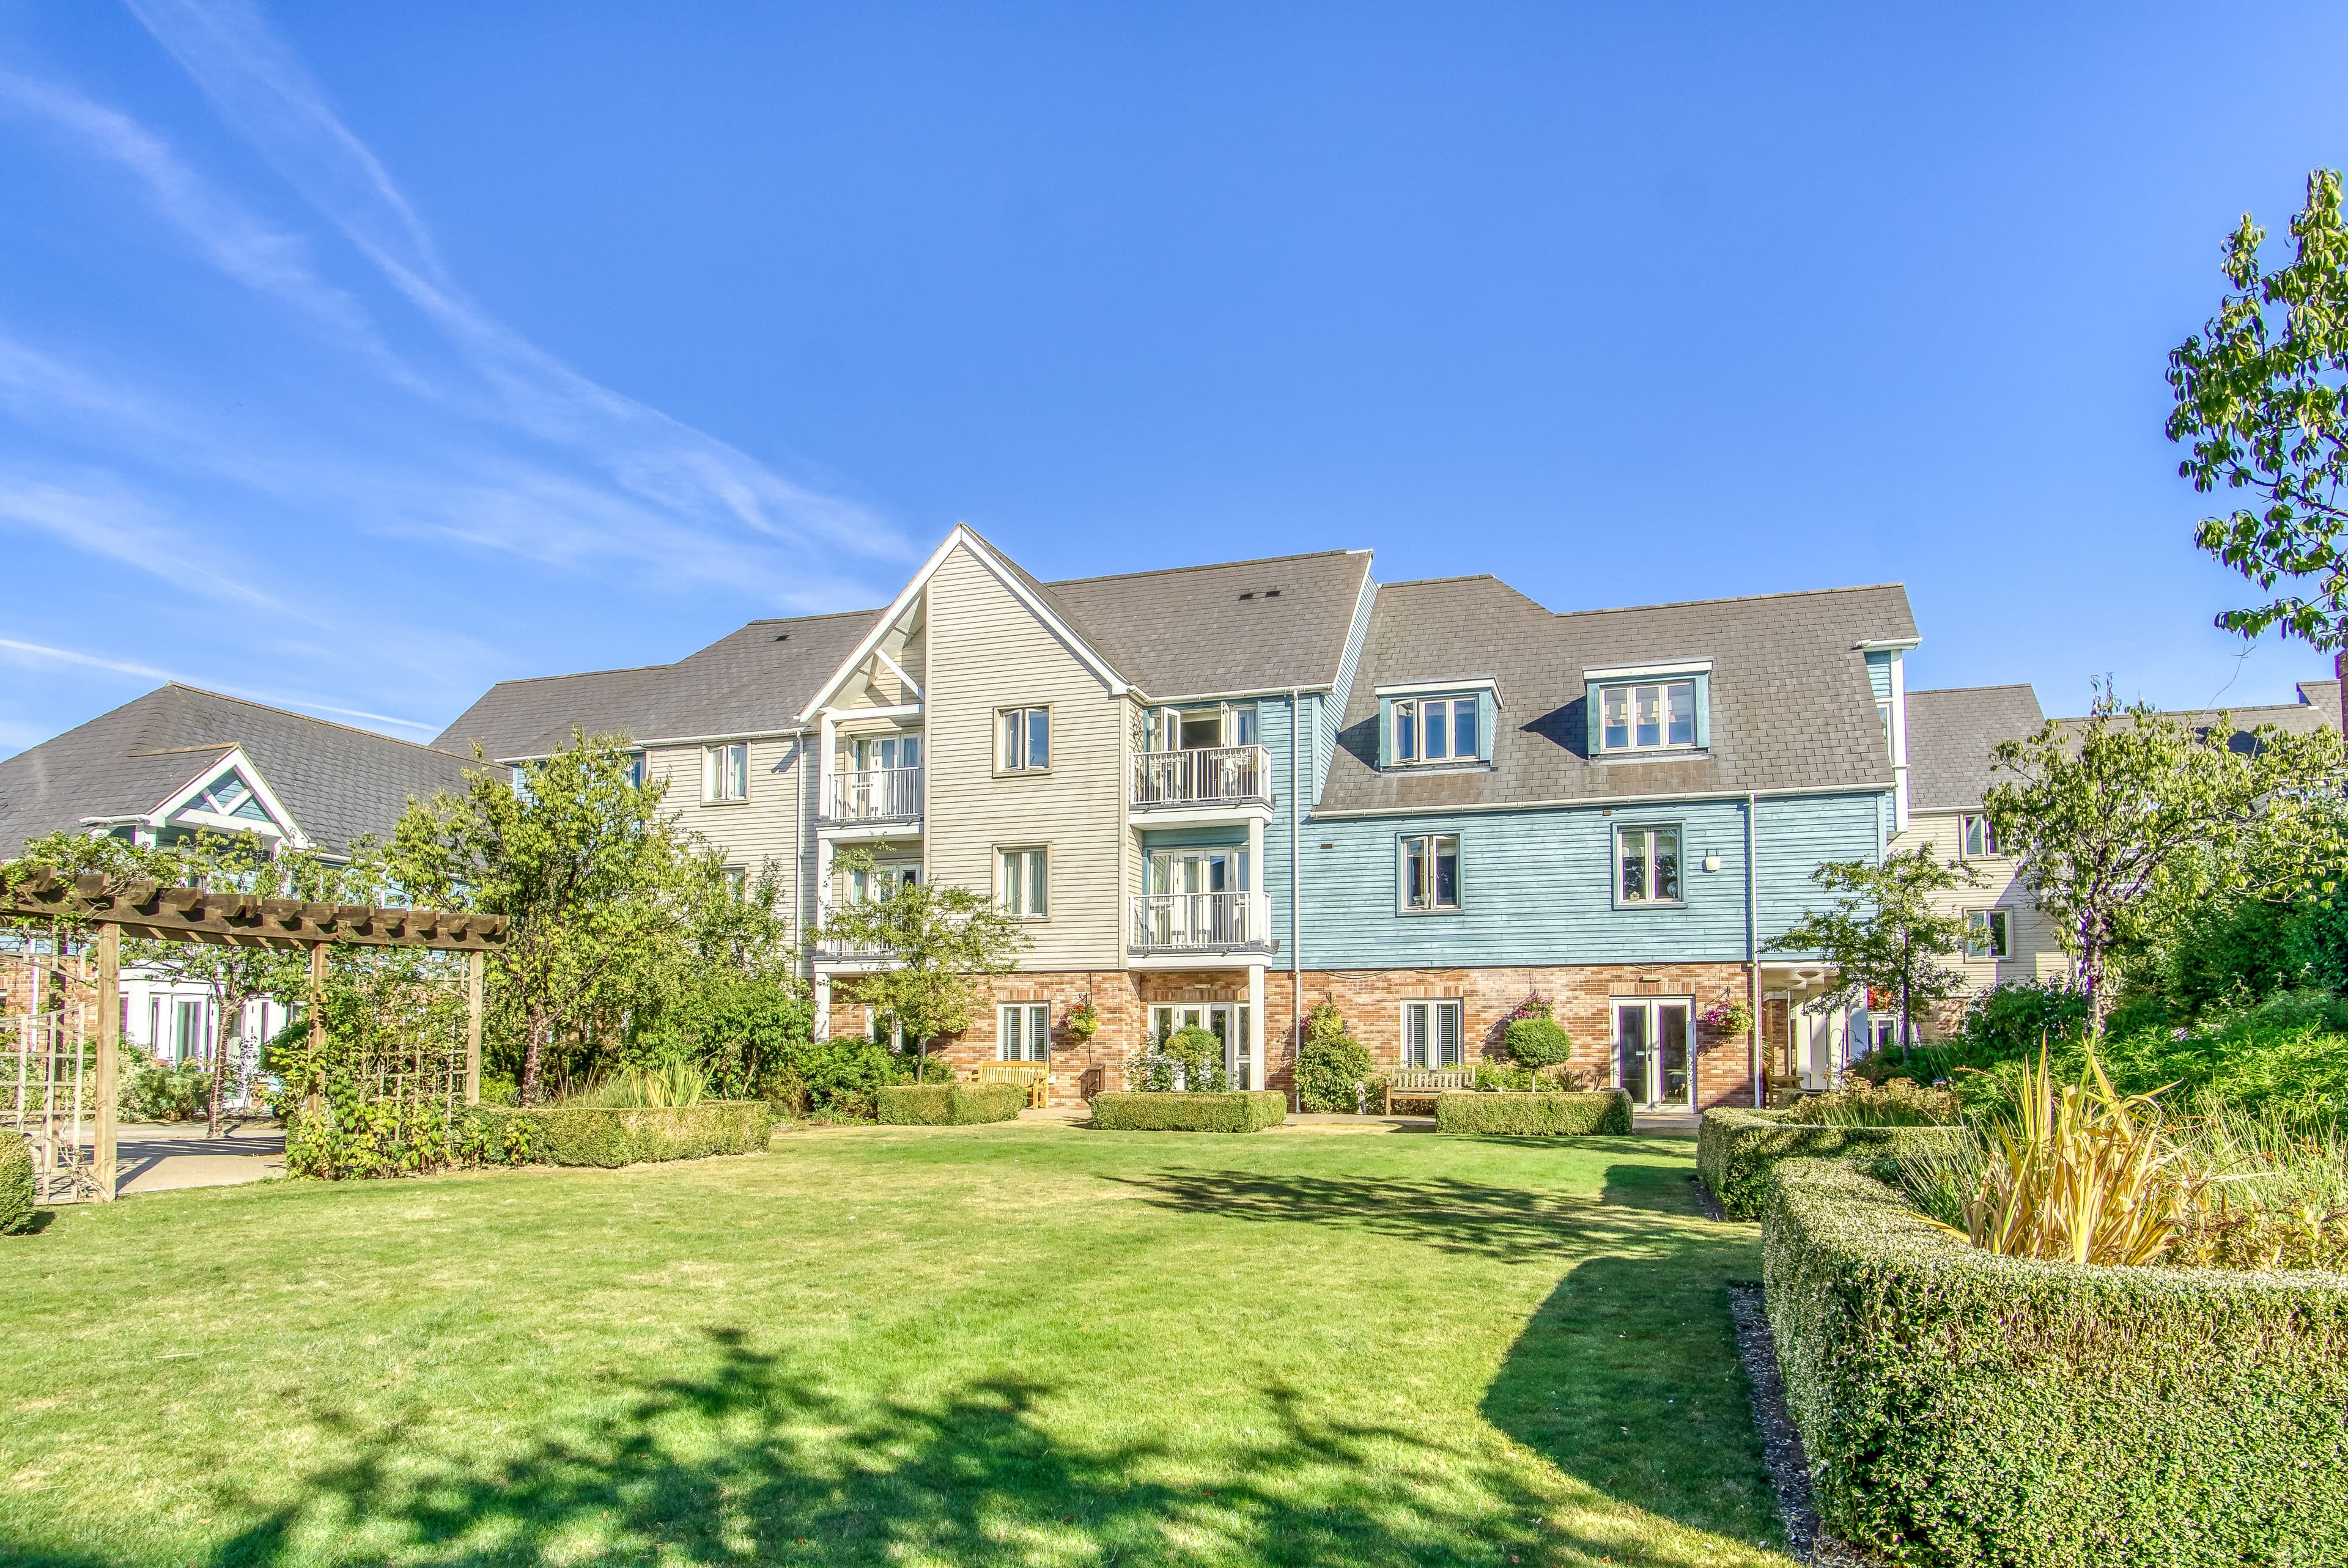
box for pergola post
[94,922,118,1202]
[305,941,327,1121]
[465,949,484,1106]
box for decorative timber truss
[1,868,507,1204]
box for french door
[1149,1002,1255,1090]
[1612,998,1693,1110]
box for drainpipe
[1746,791,1762,1109]
[1290,685,1303,1112]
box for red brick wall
[835,962,1760,1109]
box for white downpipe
[1746,791,1762,1109]
[1290,686,1303,1112]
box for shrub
[1762,1157,2348,1564]
[1960,977,2090,1057]
[1434,1090,1630,1136]
[873,1083,1024,1125]
[1295,1001,1372,1112]
[469,1102,772,1166]
[1779,1077,1960,1127]
[561,1060,709,1108]
[0,1129,31,1235]
[1502,998,1573,1070]
[1697,1107,1969,1220]
[121,1055,210,1122]
[1089,1091,1287,1132]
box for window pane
[1397,701,1416,760]
[1438,1002,1461,1066]
[1405,836,1427,908]
[1028,709,1050,769]
[1989,910,2010,957]
[1455,699,1477,757]
[1002,711,1021,768]
[1434,835,1459,908]
[1655,826,1680,902]
[1233,705,1257,746]
[1635,685,1661,748]
[1620,828,1647,901]
[1602,686,1628,750]
[1426,701,1449,759]
[1666,682,1695,746]
[1000,1007,1020,1059]
[1029,850,1047,916]
[1405,1003,1427,1067]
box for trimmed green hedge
[874,1083,1025,1125]
[0,1128,31,1235]
[1088,1091,1287,1132]
[470,1102,772,1168]
[1697,1106,1968,1220]
[1763,1158,2348,1565]
[1434,1089,1631,1136]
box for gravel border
[1727,1284,1884,1568]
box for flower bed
[0,1129,31,1234]
[469,1102,772,1168]
[1434,1089,1631,1136]
[1696,1107,1968,1220]
[1088,1091,1287,1132]
[1762,1157,2348,1564]
[873,1083,1025,1126]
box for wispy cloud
[0,636,439,733]
[123,0,910,569]
[0,468,290,613]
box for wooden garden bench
[1382,1067,1477,1114]
[976,1061,1052,1108]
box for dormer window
[1375,682,1498,770]
[1583,661,1711,757]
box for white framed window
[1400,999,1464,1069]
[998,707,1051,771]
[722,865,748,899]
[847,862,919,905]
[1400,833,1460,911]
[1965,907,2010,960]
[1960,813,1996,859]
[1616,823,1683,906]
[625,750,647,789]
[1599,680,1698,753]
[704,742,749,802]
[1391,696,1480,764]
[999,846,1049,918]
[866,1010,906,1051]
[1871,1015,1900,1051]
[999,1002,1052,1062]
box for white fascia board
[1581,659,1714,682]
[1854,638,1922,652]
[1373,676,1503,707]
[151,746,311,848]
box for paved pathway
[45,1120,288,1196]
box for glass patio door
[1148,1002,1254,1089]
[1612,998,1694,1109]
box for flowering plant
[1701,998,1753,1036]
[1065,1001,1099,1042]
[1509,993,1554,1022]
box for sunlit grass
[0,1125,1789,1567]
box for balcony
[822,765,923,828]
[1129,891,1275,957]
[1131,745,1272,813]
[810,904,896,966]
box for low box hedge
[0,1128,31,1235]
[1696,1106,1968,1220]
[874,1083,1025,1125]
[1434,1089,1631,1136]
[1763,1157,2348,1566]
[470,1101,772,1168]
[1088,1091,1287,1132]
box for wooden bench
[976,1061,1052,1108]
[1382,1067,1477,1114]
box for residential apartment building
[440,526,1920,1111]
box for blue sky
[0,2,2344,755]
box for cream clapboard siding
[1892,808,2069,990]
[924,543,1126,970]
[644,736,808,928]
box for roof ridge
[1909,683,2039,696]
[1556,581,1908,619]
[157,683,478,761]
[1044,547,1366,589]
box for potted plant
[1066,1000,1099,1042]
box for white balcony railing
[824,765,923,824]
[1131,745,1272,810]
[811,904,893,962]
[1129,891,1274,954]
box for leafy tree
[1984,694,2346,1029]
[1767,845,1979,1051]
[811,853,1030,1072]
[390,732,693,1105]
[2169,168,2348,666]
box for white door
[1149,1003,1254,1089]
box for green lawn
[1,1123,1789,1568]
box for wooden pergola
[4,869,508,1201]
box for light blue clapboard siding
[1295,790,1889,968]
[1865,650,1892,701]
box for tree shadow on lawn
[6,1327,1773,1568]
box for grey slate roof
[1315,578,1920,813]
[0,684,487,859]
[2043,677,2342,753]
[1906,685,2047,812]
[434,610,884,759]
[438,542,1378,759]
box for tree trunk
[207,995,234,1139]
[520,1006,547,1106]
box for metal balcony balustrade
[1128,891,1274,954]
[1130,745,1271,810]
[822,765,923,825]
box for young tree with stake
[1768,845,1979,1058]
